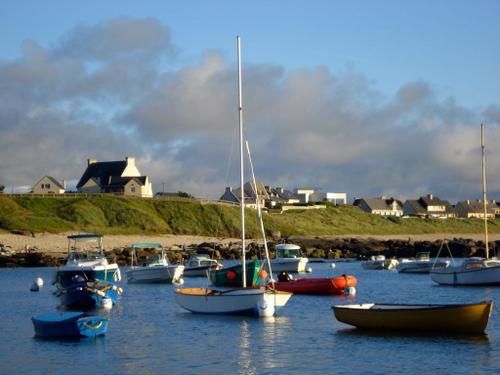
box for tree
[0,185,4,193]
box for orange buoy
[258,270,268,279]
[227,270,237,280]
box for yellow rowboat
[332,301,493,334]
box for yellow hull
[332,301,493,334]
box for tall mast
[481,124,489,259]
[237,36,247,287]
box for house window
[131,186,136,193]
[42,183,51,189]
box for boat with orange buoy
[269,272,357,295]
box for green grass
[0,195,497,237]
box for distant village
[8,156,500,220]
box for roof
[456,200,497,214]
[76,160,127,189]
[418,194,450,208]
[403,200,427,214]
[356,197,402,211]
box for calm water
[1,261,500,374]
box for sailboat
[430,124,500,285]
[175,37,292,316]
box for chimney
[88,159,97,166]
[125,156,135,166]
[428,194,433,200]
[62,180,66,190]
[225,186,232,193]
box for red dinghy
[270,273,357,295]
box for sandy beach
[1,232,499,255]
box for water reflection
[334,328,491,345]
[238,320,255,375]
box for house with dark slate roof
[265,187,301,207]
[353,197,403,216]
[33,176,66,194]
[402,194,454,218]
[76,157,153,197]
[455,200,496,218]
[219,181,270,208]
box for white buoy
[35,277,44,287]
[306,267,313,273]
[330,263,336,269]
[100,297,113,310]
[344,286,356,296]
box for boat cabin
[275,244,303,259]
[130,243,170,267]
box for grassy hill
[0,195,498,237]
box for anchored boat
[32,312,108,338]
[175,37,292,317]
[271,273,357,295]
[332,301,493,334]
[126,243,184,284]
[54,234,121,289]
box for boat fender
[100,297,113,310]
[344,286,356,296]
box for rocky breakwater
[1,236,499,267]
[285,236,498,260]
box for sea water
[1,262,500,374]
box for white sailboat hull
[430,260,500,285]
[175,288,292,317]
[270,258,309,273]
[127,265,184,284]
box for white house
[32,176,66,194]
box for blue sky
[1,1,500,200]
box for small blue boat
[32,312,108,338]
[57,278,122,310]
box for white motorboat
[184,254,223,277]
[270,244,309,273]
[397,252,450,273]
[175,37,292,317]
[54,234,121,289]
[431,125,500,286]
[361,255,398,270]
[126,243,184,284]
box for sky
[1,1,500,202]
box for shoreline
[0,232,497,255]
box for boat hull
[397,260,449,274]
[175,287,292,317]
[184,264,223,277]
[430,262,500,286]
[269,258,309,273]
[57,280,121,310]
[32,312,108,338]
[272,275,357,295]
[332,301,493,334]
[361,259,398,270]
[126,265,184,283]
